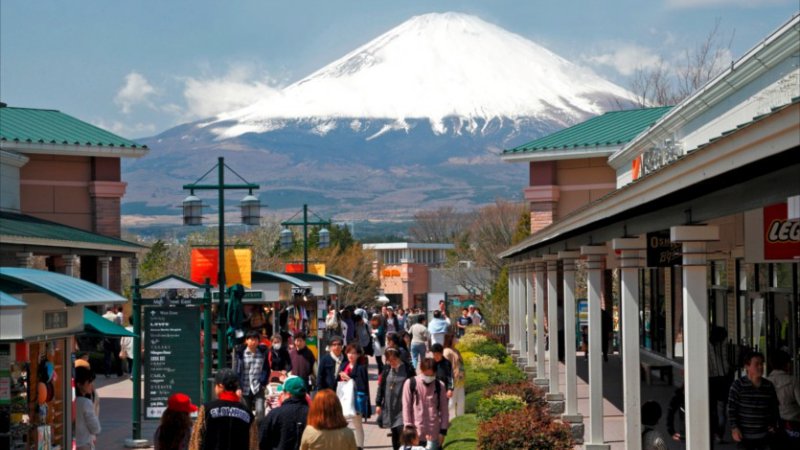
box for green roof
[0,290,26,308]
[84,308,136,337]
[0,211,144,252]
[0,267,127,306]
[504,106,673,154]
[0,106,146,148]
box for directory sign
[144,307,201,419]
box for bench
[640,355,673,385]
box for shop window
[640,268,667,354]
[672,267,684,360]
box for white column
[672,225,718,450]
[559,251,581,418]
[99,256,112,289]
[534,260,548,387]
[62,254,79,277]
[582,245,609,449]
[16,252,34,268]
[513,266,524,352]
[613,237,646,450]
[526,263,536,370]
[509,265,518,351]
[545,254,562,398]
[519,265,528,353]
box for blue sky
[1,0,797,139]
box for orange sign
[382,269,401,277]
[285,263,304,274]
[191,249,219,285]
[191,248,252,287]
[285,263,326,275]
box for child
[641,400,668,450]
[401,426,426,450]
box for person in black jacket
[376,348,416,450]
[259,376,309,450]
[269,334,292,382]
[431,344,454,399]
[189,368,257,449]
[317,336,345,391]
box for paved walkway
[94,364,393,450]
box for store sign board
[763,203,800,260]
[144,307,201,419]
[646,230,681,267]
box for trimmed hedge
[482,381,547,409]
[443,414,478,450]
[476,394,525,422]
[465,390,482,414]
[477,405,575,450]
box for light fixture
[375,289,390,303]
[240,193,261,226]
[182,194,203,226]
[318,227,330,249]
[280,228,293,251]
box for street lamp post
[183,156,260,370]
[280,204,331,272]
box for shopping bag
[37,424,51,450]
[336,379,356,418]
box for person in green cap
[258,376,309,450]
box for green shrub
[465,369,490,394]
[442,414,478,450]
[460,351,478,366]
[482,381,547,409]
[478,405,575,450]
[476,394,525,422]
[470,340,507,361]
[465,390,483,414]
[468,354,499,370]
[487,361,527,385]
[456,332,489,352]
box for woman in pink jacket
[402,358,449,450]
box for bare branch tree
[409,206,467,243]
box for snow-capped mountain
[125,13,637,225]
[209,12,636,139]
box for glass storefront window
[672,267,684,359]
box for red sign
[191,249,219,285]
[763,203,800,260]
[285,263,304,274]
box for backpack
[408,376,442,412]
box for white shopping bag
[336,378,356,418]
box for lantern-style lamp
[182,194,203,225]
[318,227,330,249]
[280,228,293,251]
[240,194,261,226]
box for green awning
[84,308,136,337]
[0,290,26,308]
[0,267,127,305]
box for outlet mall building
[500,15,799,450]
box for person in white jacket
[75,366,101,450]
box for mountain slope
[124,13,636,225]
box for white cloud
[92,119,157,139]
[665,0,789,8]
[115,72,157,114]
[181,65,282,119]
[584,44,662,76]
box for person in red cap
[154,392,197,450]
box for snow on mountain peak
[212,12,636,139]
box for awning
[286,272,345,286]
[326,273,354,285]
[0,267,127,305]
[0,290,26,308]
[252,271,312,289]
[141,274,203,290]
[83,308,136,337]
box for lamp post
[183,156,260,370]
[280,204,331,272]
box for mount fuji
[124,12,637,225]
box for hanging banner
[190,249,218,286]
[309,263,326,276]
[763,203,800,260]
[190,248,252,287]
[285,263,304,273]
[225,248,252,288]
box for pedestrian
[353,314,372,356]
[325,305,344,344]
[728,351,780,449]
[601,307,613,362]
[234,331,270,421]
[385,306,400,335]
[75,351,91,369]
[400,426,426,450]
[641,400,668,450]
[376,348,416,450]
[258,377,309,450]
[467,305,482,327]
[428,311,449,347]
[269,334,292,382]
[387,333,412,366]
[455,308,472,338]
[709,326,732,443]
[300,389,357,450]
[396,308,407,331]
[289,332,316,392]
[102,307,123,378]
[766,350,800,445]
[402,358,449,450]
[317,336,345,391]
[666,385,685,441]
[120,316,134,376]
[430,344,454,403]
[409,316,430,369]
[154,393,197,450]
[371,315,386,374]
[442,334,465,417]
[340,343,370,450]
[75,366,101,450]
[189,368,258,450]
[342,309,356,345]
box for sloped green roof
[84,308,136,337]
[504,106,673,154]
[0,211,144,251]
[0,105,146,148]
[0,290,26,308]
[0,267,127,306]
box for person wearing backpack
[376,348,416,450]
[402,358,449,450]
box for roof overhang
[0,267,127,305]
[252,271,312,289]
[0,149,29,167]
[0,290,26,308]
[0,235,143,256]
[501,102,800,259]
[141,275,203,290]
[0,141,148,159]
[83,308,137,337]
[326,273,355,285]
[501,146,619,163]
[362,243,454,250]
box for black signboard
[646,230,682,267]
[144,307,201,419]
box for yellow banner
[308,263,326,276]
[225,248,252,288]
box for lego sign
[763,203,800,260]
